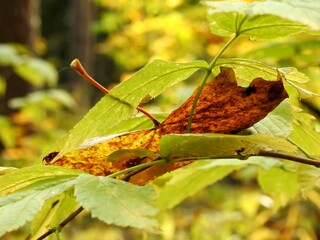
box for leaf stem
[259,151,320,167]
[186,33,239,133]
[37,207,84,240]
[70,59,160,126]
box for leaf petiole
[186,33,239,133]
[70,59,161,126]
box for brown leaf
[44,67,288,185]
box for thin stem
[37,207,84,240]
[186,33,239,133]
[54,230,61,240]
[70,59,160,126]
[259,151,320,167]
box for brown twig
[259,151,320,167]
[70,59,160,126]
[37,206,84,240]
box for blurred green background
[1,0,320,239]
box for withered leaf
[44,67,288,185]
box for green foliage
[75,174,159,231]
[258,166,298,209]
[93,1,209,71]
[0,171,78,236]
[0,44,57,87]
[152,160,246,210]
[0,44,76,164]
[53,60,208,157]
[204,0,320,39]
[1,0,320,239]
[160,133,297,158]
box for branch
[70,59,160,126]
[36,150,319,239]
[37,207,84,240]
[258,151,320,167]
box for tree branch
[36,150,320,239]
[36,207,84,240]
[258,151,320,167]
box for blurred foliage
[0,44,76,166]
[94,0,214,70]
[1,0,320,239]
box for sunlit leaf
[0,179,76,237]
[13,58,58,87]
[152,157,284,210]
[0,44,19,65]
[297,165,320,197]
[74,174,159,231]
[31,190,78,239]
[152,160,246,210]
[285,79,320,98]
[290,118,320,159]
[203,0,319,39]
[0,116,16,148]
[109,59,209,106]
[0,166,81,196]
[214,58,310,85]
[0,167,17,176]
[0,75,6,96]
[258,166,298,209]
[243,40,320,63]
[248,100,293,138]
[105,113,168,135]
[160,134,297,158]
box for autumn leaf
[44,67,288,185]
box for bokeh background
[1,0,320,239]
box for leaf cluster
[1,0,320,239]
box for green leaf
[160,133,297,158]
[243,40,320,66]
[203,0,319,39]
[0,74,6,96]
[0,44,19,66]
[0,116,16,148]
[152,155,286,210]
[247,101,293,138]
[0,167,17,176]
[0,166,81,196]
[297,165,320,198]
[152,160,246,210]
[290,118,320,159]
[74,174,159,232]
[0,179,76,237]
[214,58,310,85]
[285,80,320,98]
[258,166,298,209]
[105,113,168,134]
[13,57,58,87]
[109,60,208,105]
[31,190,78,239]
[51,59,208,158]
[279,67,311,84]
